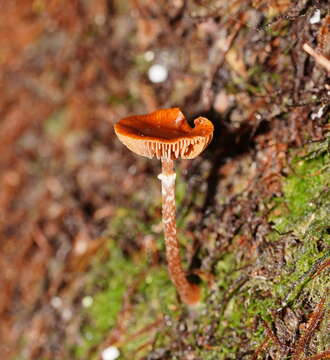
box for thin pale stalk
[158,158,200,305]
[303,43,330,73]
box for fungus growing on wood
[114,108,214,305]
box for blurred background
[0,1,329,359]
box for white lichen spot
[310,9,321,24]
[82,296,93,308]
[51,296,62,309]
[311,105,325,120]
[148,64,168,83]
[144,50,155,62]
[101,346,120,360]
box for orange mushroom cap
[114,108,214,160]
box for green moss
[75,239,176,359]
[265,136,330,329]
[192,253,263,359]
[268,141,330,304]
[271,145,330,235]
[194,137,330,359]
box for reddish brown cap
[114,108,214,160]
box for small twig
[117,317,163,347]
[312,258,330,279]
[251,335,271,360]
[219,275,249,316]
[262,319,287,351]
[306,350,330,360]
[283,252,330,307]
[292,297,326,360]
[303,43,330,73]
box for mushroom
[114,108,214,305]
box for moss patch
[269,138,330,305]
[190,136,330,359]
[75,239,176,360]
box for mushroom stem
[158,158,200,305]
